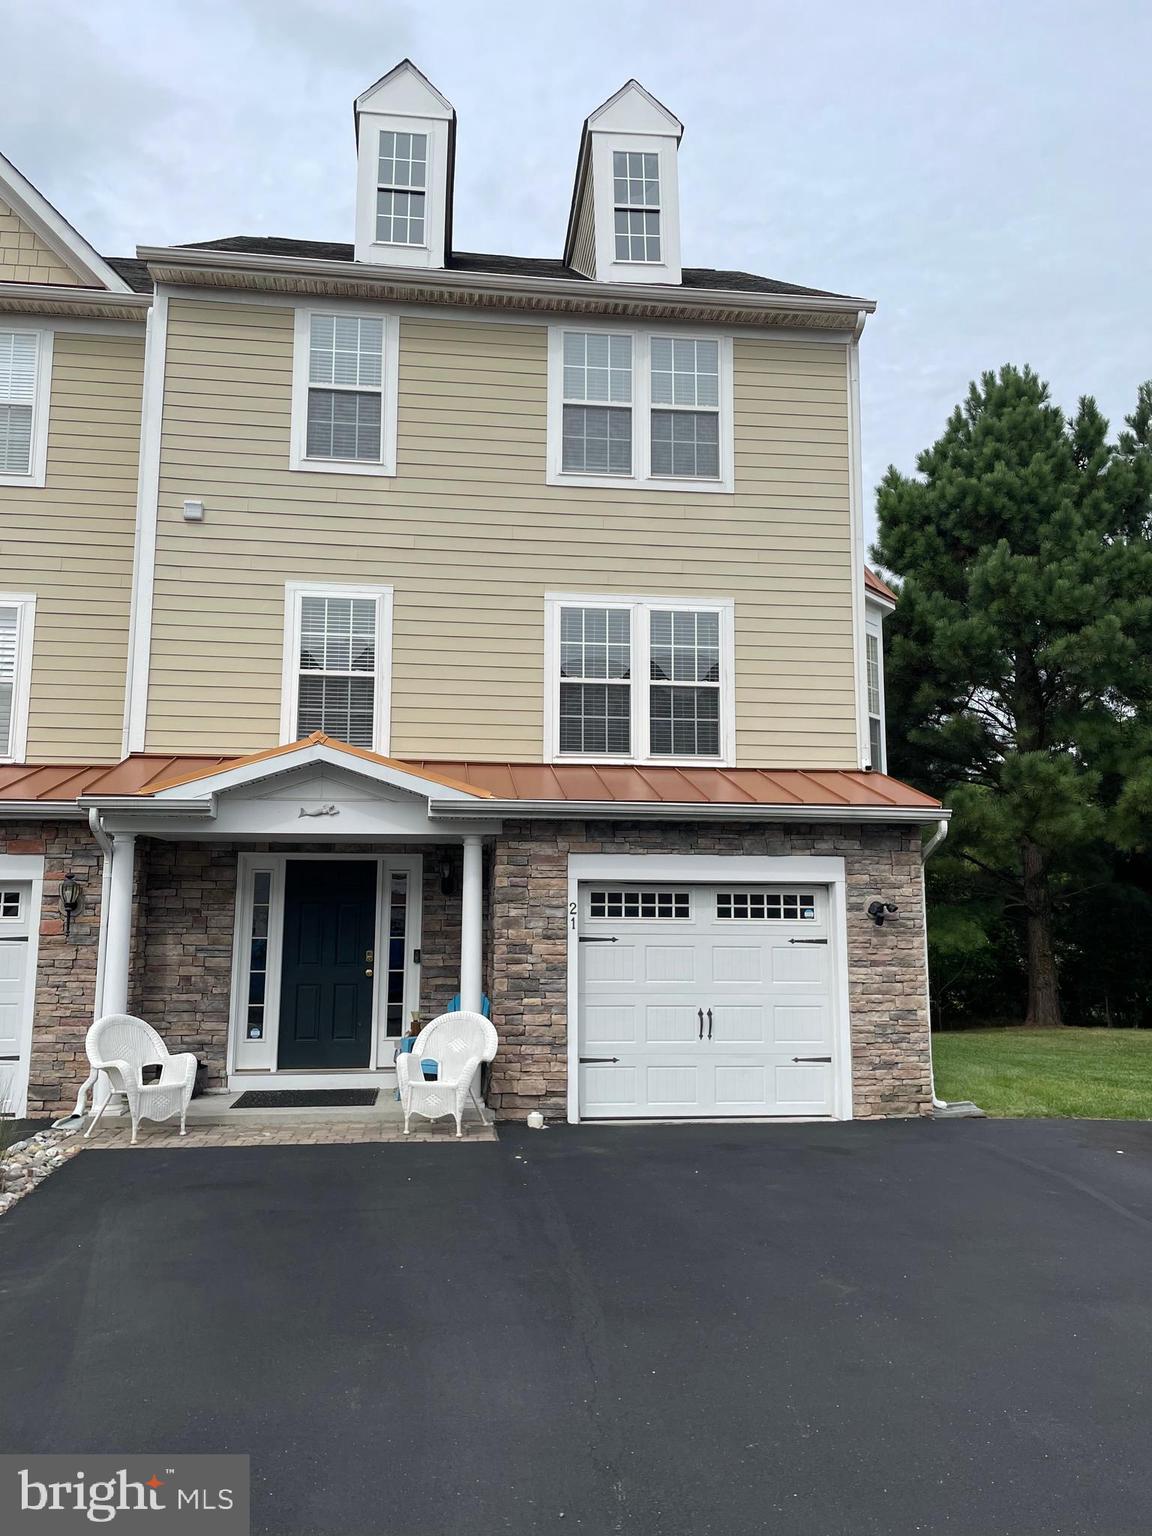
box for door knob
[365,968,373,977]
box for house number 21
[570,900,577,931]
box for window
[376,130,427,245]
[0,889,22,919]
[548,327,732,491]
[716,892,817,921]
[589,889,691,920]
[244,871,272,1040]
[0,327,51,487]
[561,332,633,475]
[290,309,399,475]
[649,609,720,757]
[0,595,35,763]
[281,584,392,752]
[613,150,661,262]
[650,339,720,478]
[866,624,886,771]
[547,594,733,763]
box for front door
[278,861,376,1069]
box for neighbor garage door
[577,883,837,1119]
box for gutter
[428,798,948,824]
[136,245,877,322]
[87,809,114,1024]
[76,795,215,816]
[921,816,951,1111]
[0,801,87,819]
[0,284,151,319]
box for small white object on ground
[527,1111,546,1130]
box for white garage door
[577,883,837,1119]
[0,881,33,1116]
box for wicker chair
[396,1010,497,1137]
[82,1014,198,1144]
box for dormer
[353,60,455,269]
[564,81,683,286]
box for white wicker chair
[81,1014,198,1145]
[396,1010,498,1137]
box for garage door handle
[579,936,618,943]
[698,1008,704,1040]
[707,1007,713,1040]
[580,1057,620,1064]
[788,938,828,945]
[792,1056,832,1063]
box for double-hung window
[281,584,392,752]
[0,594,36,763]
[866,622,886,772]
[376,130,427,246]
[549,326,731,491]
[0,327,51,487]
[548,594,733,764]
[613,150,661,263]
[290,309,399,475]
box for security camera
[867,901,899,926]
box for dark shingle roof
[110,235,853,301]
[104,257,153,293]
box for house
[0,63,945,1126]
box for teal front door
[278,860,376,1070]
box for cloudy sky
[4,0,1149,542]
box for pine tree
[875,367,1152,1025]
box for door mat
[231,1089,380,1109]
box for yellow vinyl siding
[0,201,85,286]
[147,300,855,766]
[1,331,144,761]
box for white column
[100,833,136,1017]
[459,834,483,1013]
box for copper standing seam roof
[864,567,897,603]
[0,754,941,811]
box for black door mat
[231,1089,380,1109]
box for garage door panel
[710,1005,766,1044]
[580,1063,639,1110]
[710,945,762,983]
[582,1005,637,1046]
[583,944,637,983]
[769,946,828,985]
[773,1063,832,1112]
[771,1002,830,1048]
[713,1063,769,1109]
[644,946,695,983]
[644,1006,699,1045]
[645,1064,703,1107]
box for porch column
[459,834,483,1013]
[100,833,137,1017]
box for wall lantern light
[59,874,84,937]
[867,900,899,927]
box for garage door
[577,883,837,1119]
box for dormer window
[613,151,661,263]
[376,130,428,246]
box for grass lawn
[933,1027,1152,1119]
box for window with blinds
[0,330,41,478]
[0,600,33,762]
[305,314,385,462]
[296,593,379,748]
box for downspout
[88,807,114,1022]
[922,817,949,1108]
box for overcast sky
[4,0,1150,545]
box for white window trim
[354,110,451,269]
[546,322,734,493]
[590,132,682,284]
[279,582,394,752]
[0,593,36,763]
[865,613,887,773]
[0,326,52,488]
[289,307,399,477]
[544,591,735,767]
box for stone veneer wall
[1,820,102,1117]
[487,819,932,1122]
[133,841,467,1089]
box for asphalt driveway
[2,1120,1151,1535]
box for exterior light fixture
[867,900,899,927]
[59,874,84,937]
